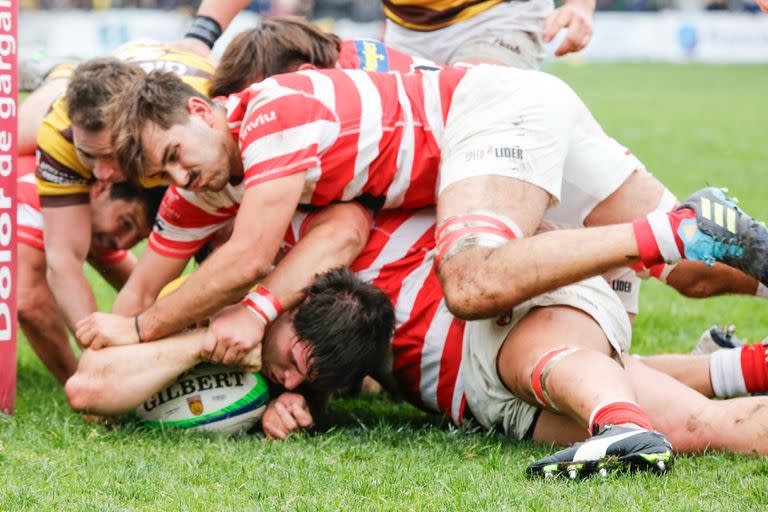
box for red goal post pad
[0,0,17,417]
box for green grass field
[3,63,768,510]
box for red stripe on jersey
[96,250,129,265]
[157,187,236,228]
[148,231,212,259]
[437,316,466,420]
[17,177,40,211]
[391,270,444,410]
[438,67,466,123]
[18,226,44,250]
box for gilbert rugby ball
[136,364,270,435]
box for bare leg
[65,329,205,415]
[17,245,77,384]
[640,354,714,397]
[530,356,768,455]
[497,306,638,427]
[625,356,768,455]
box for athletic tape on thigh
[435,210,522,268]
[530,346,581,411]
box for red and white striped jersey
[225,66,467,209]
[18,155,127,264]
[285,207,468,425]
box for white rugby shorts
[439,65,644,226]
[460,276,631,439]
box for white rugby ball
[135,364,270,435]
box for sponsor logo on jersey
[355,40,388,72]
[240,111,277,140]
[187,395,204,416]
[464,145,524,163]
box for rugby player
[179,0,593,69]
[64,267,394,421]
[275,206,768,474]
[75,66,768,359]
[17,155,164,384]
[33,43,214,341]
[67,204,768,476]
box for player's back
[231,65,468,211]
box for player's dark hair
[66,57,146,131]
[108,70,211,186]
[108,182,167,229]
[209,16,341,97]
[293,267,394,394]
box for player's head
[67,58,146,183]
[88,181,165,256]
[260,267,394,393]
[209,16,341,97]
[109,70,235,192]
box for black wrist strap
[184,15,223,49]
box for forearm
[194,0,250,31]
[139,240,270,341]
[65,329,205,415]
[262,212,369,311]
[91,253,137,292]
[47,259,98,332]
[440,224,639,319]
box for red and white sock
[588,401,654,435]
[710,343,768,398]
[632,208,696,268]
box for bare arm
[176,0,252,57]
[65,329,205,415]
[112,249,189,316]
[89,252,137,292]
[42,203,97,331]
[543,0,595,57]
[204,202,373,365]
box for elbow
[64,373,92,413]
[439,261,526,320]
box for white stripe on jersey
[342,70,384,201]
[356,210,435,284]
[18,203,43,230]
[383,74,416,209]
[301,70,336,111]
[224,96,244,129]
[153,217,230,245]
[242,120,340,180]
[419,301,454,413]
[392,248,434,328]
[421,72,445,149]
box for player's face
[72,126,126,183]
[261,314,312,391]
[89,186,151,256]
[141,116,232,193]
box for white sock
[710,348,748,398]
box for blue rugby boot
[527,424,673,479]
[691,325,743,355]
[677,188,768,285]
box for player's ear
[297,63,318,71]
[186,97,215,127]
[89,180,109,201]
